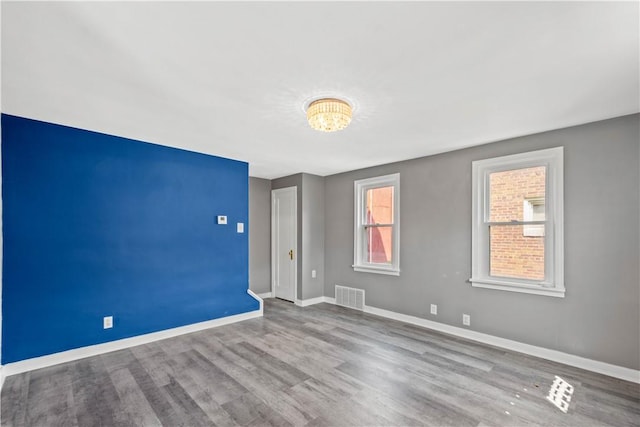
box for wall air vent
[335,285,365,311]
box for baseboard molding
[295,296,328,307]
[0,365,4,393]
[3,290,264,379]
[257,293,328,307]
[323,298,639,384]
[258,293,327,307]
[247,289,264,313]
[257,291,273,299]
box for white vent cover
[335,285,365,311]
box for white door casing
[271,187,297,302]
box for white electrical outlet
[430,304,437,315]
[237,222,244,233]
[217,215,227,225]
[312,270,317,278]
[103,316,113,329]
[463,314,471,326]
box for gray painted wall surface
[249,177,271,294]
[271,173,326,301]
[324,114,640,370]
[272,174,303,299]
[302,173,325,300]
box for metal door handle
[289,249,294,260]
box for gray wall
[271,173,326,301]
[272,174,304,299]
[249,177,272,294]
[301,173,325,300]
[324,114,640,370]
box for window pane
[365,186,394,225]
[366,225,393,264]
[490,224,545,281]
[489,166,546,222]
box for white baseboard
[258,293,329,306]
[3,290,263,379]
[295,296,328,307]
[257,291,273,299]
[247,289,264,313]
[0,365,4,393]
[324,298,639,384]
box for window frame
[471,147,564,297]
[353,173,400,276]
[523,197,545,237]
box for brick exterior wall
[489,166,545,280]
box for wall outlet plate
[103,316,113,329]
[237,222,244,233]
[430,304,437,315]
[217,215,227,224]
[463,314,471,326]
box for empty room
[1,1,639,426]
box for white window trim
[471,147,564,297]
[523,197,545,237]
[353,173,400,276]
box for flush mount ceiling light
[306,98,352,132]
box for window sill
[470,277,565,298]
[353,265,400,276]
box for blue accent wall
[1,114,258,363]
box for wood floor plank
[0,372,29,427]
[182,349,249,405]
[109,367,162,426]
[164,351,238,427]
[221,392,269,426]
[26,366,78,427]
[69,357,128,427]
[162,376,214,426]
[226,342,310,387]
[127,358,185,426]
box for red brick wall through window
[489,166,545,281]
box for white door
[272,187,297,302]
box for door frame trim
[271,186,297,302]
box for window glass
[366,225,393,264]
[365,186,394,264]
[365,186,394,224]
[489,166,546,222]
[488,166,546,280]
[353,174,400,276]
[490,224,545,281]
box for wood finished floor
[2,299,639,427]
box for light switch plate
[237,222,244,233]
[217,215,227,225]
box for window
[354,173,400,275]
[471,147,564,297]
[523,197,545,237]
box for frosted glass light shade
[306,98,352,132]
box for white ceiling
[2,1,638,179]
